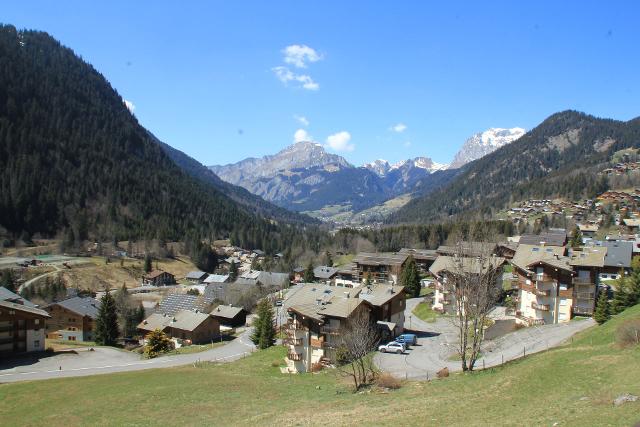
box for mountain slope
[391,111,640,224]
[449,127,526,169]
[153,135,317,225]
[0,25,308,248]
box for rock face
[209,142,450,213]
[449,127,526,169]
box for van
[395,333,417,346]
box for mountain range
[209,127,525,222]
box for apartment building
[512,244,606,325]
[352,252,409,284]
[0,287,49,355]
[429,255,505,314]
[283,283,405,373]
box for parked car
[395,333,417,346]
[275,299,283,307]
[378,341,406,354]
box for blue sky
[4,1,639,166]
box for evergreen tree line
[95,285,145,345]
[594,260,640,325]
[20,274,67,303]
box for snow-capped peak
[449,127,525,169]
[362,159,391,176]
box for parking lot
[375,298,596,380]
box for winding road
[0,329,256,383]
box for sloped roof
[398,248,438,261]
[511,245,567,273]
[210,304,244,320]
[436,242,498,257]
[157,294,214,316]
[569,247,607,268]
[352,252,408,267]
[430,256,506,276]
[597,240,633,269]
[145,270,173,279]
[0,299,49,317]
[52,297,101,319]
[167,309,212,332]
[358,285,405,306]
[137,313,171,332]
[519,230,567,247]
[623,218,640,227]
[203,274,230,284]
[186,271,208,280]
[0,287,36,307]
[313,266,338,279]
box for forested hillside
[391,111,640,223]
[0,25,320,252]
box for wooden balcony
[287,352,303,361]
[573,277,594,286]
[320,326,340,335]
[283,337,302,346]
[573,306,594,315]
[310,337,324,348]
[575,291,595,300]
[534,288,550,297]
[532,302,550,311]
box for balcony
[320,326,340,335]
[573,306,594,315]
[573,277,594,286]
[575,291,595,300]
[283,337,302,346]
[287,352,303,361]
[532,302,550,311]
[534,288,550,297]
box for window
[69,336,76,341]
[34,340,40,348]
[559,284,568,291]
[34,319,40,325]
[559,298,568,306]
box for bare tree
[447,228,502,371]
[336,308,380,391]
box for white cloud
[325,131,354,152]
[124,99,135,113]
[283,44,323,68]
[294,128,311,143]
[272,66,319,91]
[294,115,310,126]
[391,123,407,133]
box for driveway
[0,329,256,383]
[375,298,595,380]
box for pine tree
[594,291,610,324]
[364,273,373,287]
[400,255,421,297]
[570,225,583,248]
[144,255,153,273]
[95,290,120,346]
[251,299,275,349]
[303,261,315,283]
[0,269,16,292]
[610,276,632,315]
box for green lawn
[2,307,640,426]
[412,300,438,323]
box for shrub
[437,367,450,378]
[616,319,640,348]
[377,372,402,389]
[144,329,174,358]
[271,360,282,367]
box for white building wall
[26,328,46,352]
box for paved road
[0,329,256,383]
[376,298,595,380]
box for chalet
[203,274,230,285]
[429,255,505,315]
[623,218,640,233]
[284,283,405,373]
[185,271,209,284]
[596,240,633,279]
[209,305,247,327]
[568,246,606,316]
[578,223,599,239]
[496,242,518,260]
[0,288,49,354]
[44,296,100,342]
[352,252,409,284]
[142,270,176,287]
[138,310,220,344]
[156,294,215,316]
[334,267,357,287]
[436,242,498,258]
[313,266,338,284]
[398,248,438,273]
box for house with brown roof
[44,296,101,342]
[210,305,247,327]
[137,309,220,345]
[142,270,176,286]
[352,252,409,284]
[283,283,405,373]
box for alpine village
[1,4,640,426]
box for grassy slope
[2,307,640,426]
[412,300,437,323]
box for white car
[378,341,406,354]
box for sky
[3,1,639,166]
